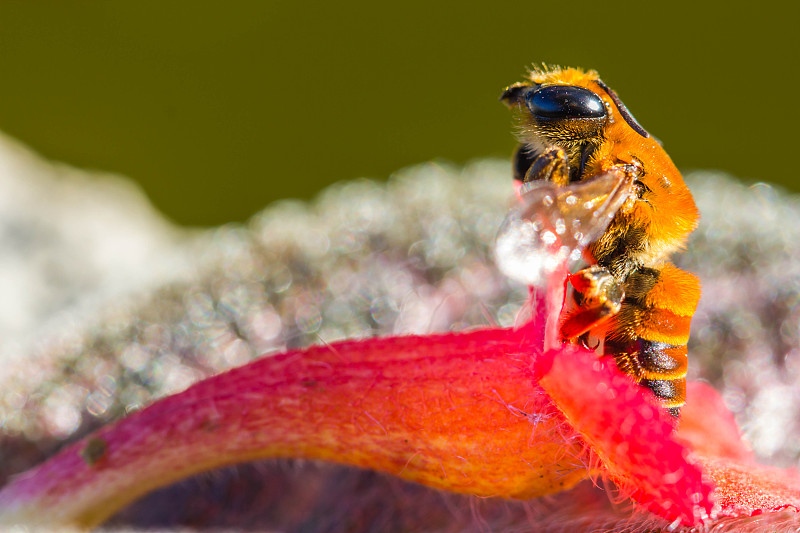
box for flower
[1,262,798,531]
[2,160,800,531]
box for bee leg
[560,265,623,341]
[522,146,570,187]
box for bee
[500,67,700,418]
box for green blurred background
[0,1,797,226]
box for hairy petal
[0,325,592,528]
[679,382,800,519]
[2,259,799,529]
[535,345,714,525]
[704,457,800,517]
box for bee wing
[495,169,634,287]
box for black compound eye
[526,85,606,120]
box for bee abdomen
[640,376,686,411]
[602,263,699,418]
[637,340,688,380]
[606,338,688,416]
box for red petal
[703,456,800,517]
[536,345,714,525]
[677,381,753,463]
[678,383,800,518]
[0,325,590,528]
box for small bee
[500,67,700,418]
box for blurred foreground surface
[1,133,800,531]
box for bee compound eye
[526,85,607,120]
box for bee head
[501,83,608,142]
[502,67,698,261]
[501,77,610,183]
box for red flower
[1,261,798,530]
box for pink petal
[678,381,800,518]
[536,345,714,525]
[677,381,753,463]
[704,457,800,517]
[0,324,590,528]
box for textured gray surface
[1,135,799,530]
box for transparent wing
[495,169,635,287]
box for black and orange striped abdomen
[603,263,700,417]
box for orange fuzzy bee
[501,67,700,417]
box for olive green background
[1,2,797,226]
